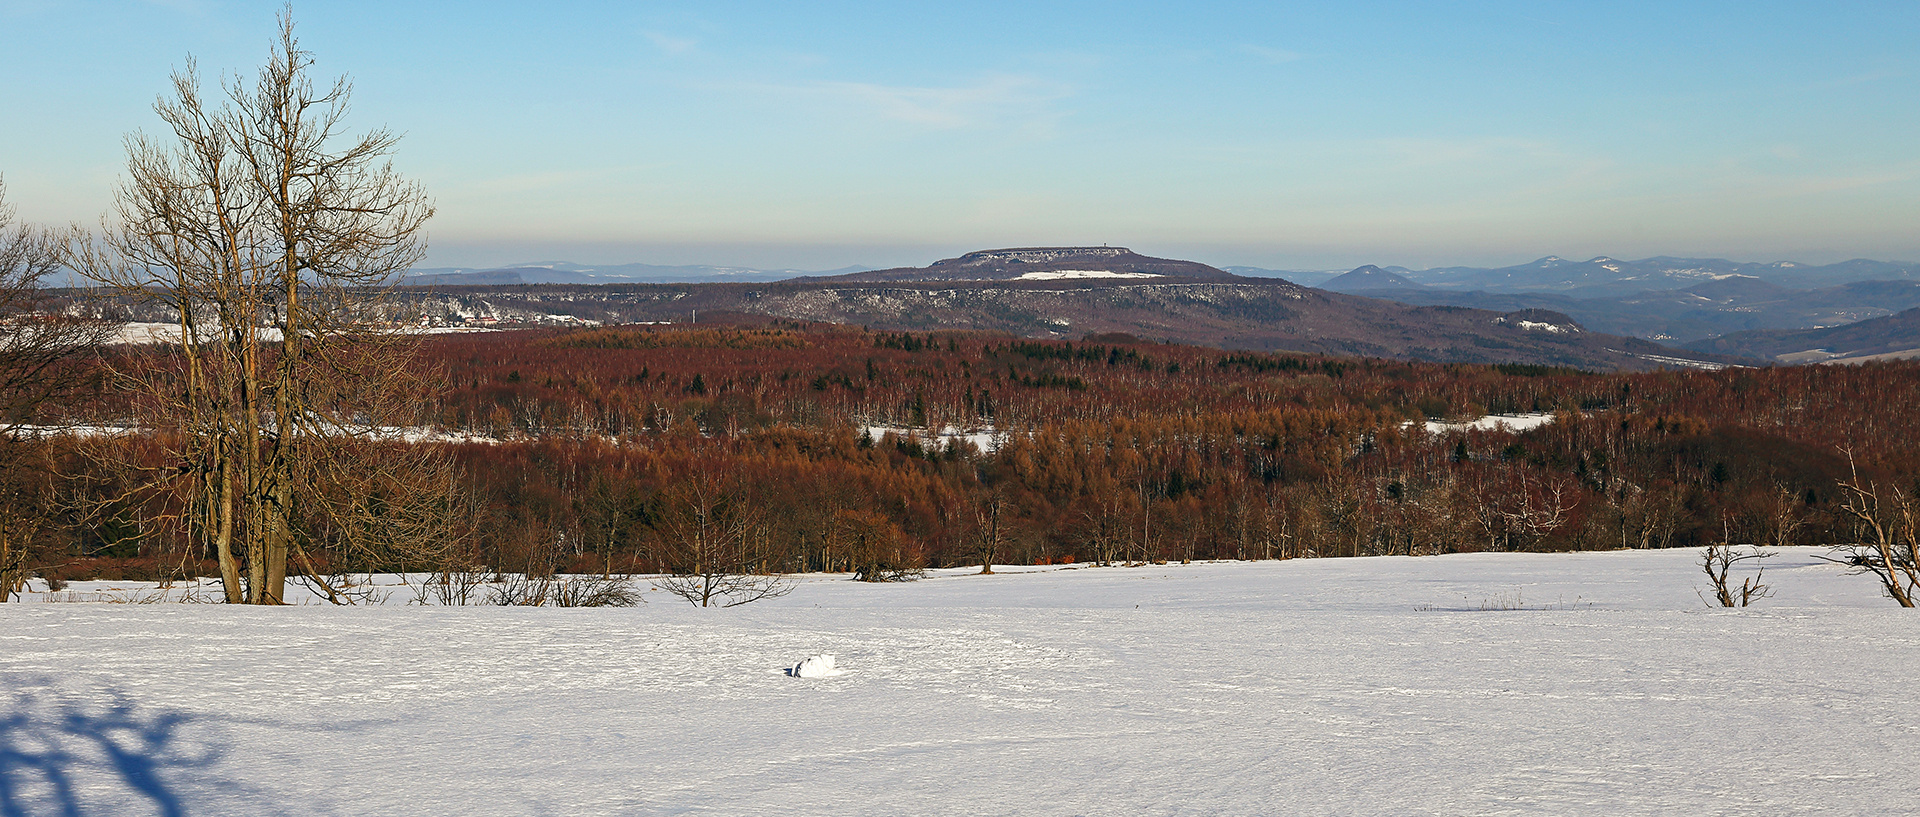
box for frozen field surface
[4,548,1917,815]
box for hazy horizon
[6,2,1918,272]
[411,244,1917,276]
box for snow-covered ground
[3,548,1915,815]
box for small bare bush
[550,575,643,607]
[652,572,790,608]
[854,562,923,582]
[412,567,490,606]
[487,574,641,607]
[1699,543,1774,607]
[1827,457,1919,607]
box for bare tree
[1829,456,1919,607]
[1699,541,1773,608]
[837,507,920,582]
[0,177,115,600]
[652,467,791,607]
[576,466,648,579]
[69,14,434,604]
[974,488,1006,574]
[1079,493,1128,566]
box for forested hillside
[22,321,1920,583]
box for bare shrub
[1699,542,1774,607]
[652,572,790,608]
[853,563,923,582]
[1827,456,1919,607]
[488,573,641,607]
[550,575,642,607]
[412,566,490,606]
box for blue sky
[3,1,1917,271]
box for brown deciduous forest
[19,318,1920,585]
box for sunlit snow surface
[1420,411,1558,435]
[4,548,1917,815]
[863,424,1001,453]
[1013,270,1163,280]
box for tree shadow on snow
[0,679,225,817]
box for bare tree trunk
[977,490,1004,575]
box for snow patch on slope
[1493,316,1579,334]
[1014,270,1162,281]
[864,424,1002,452]
[1417,412,1558,434]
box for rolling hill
[1683,307,1920,363]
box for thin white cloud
[644,31,699,56]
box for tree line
[13,320,1920,601]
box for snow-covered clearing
[1013,270,1162,280]
[1631,352,1736,371]
[108,322,286,346]
[1,423,503,444]
[3,548,1915,815]
[109,322,497,345]
[863,423,1001,452]
[1418,411,1557,434]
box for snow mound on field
[788,654,845,678]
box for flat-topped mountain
[812,246,1239,283]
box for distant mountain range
[403,261,873,286]
[396,248,1744,372]
[395,252,1920,361]
[407,254,1920,294]
[1222,266,1344,287]
[1321,255,1920,297]
[1316,256,1920,344]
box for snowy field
[3,548,1916,815]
